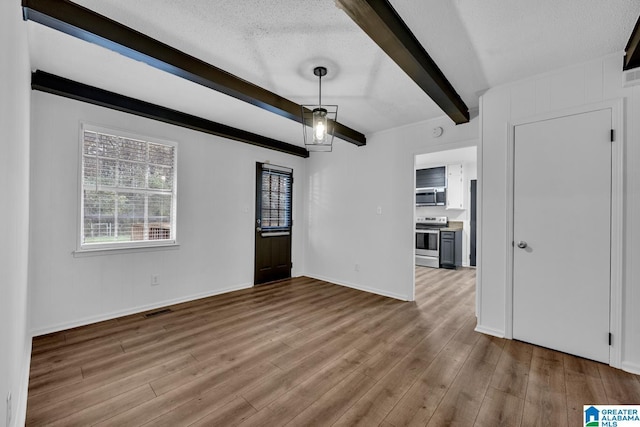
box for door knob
[517,241,528,249]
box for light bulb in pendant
[315,121,325,140]
[312,107,328,143]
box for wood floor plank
[61,318,120,343]
[282,296,391,349]
[31,331,66,352]
[25,268,640,426]
[468,333,507,364]
[29,340,125,380]
[351,303,433,356]
[474,387,524,427]
[81,310,299,382]
[188,321,301,362]
[285,371,378,427]
[289,290,385,331]
[238,349,370,426]
[332,320,467,426]
[187,396,257,427]
[46,384,156,427]
[150,340,291,396]
[63,317,165,347]
[381,337,472,426]
[521,346,568,427]
[26,354,197,425]
[27,365,84,397]
[425,355,496,427]
[119,287,314,353]
[98,362,281,427]
[241,344,366,411]
[121,280,320,351]
[269,312,381,369]
[357,324,431,381]
[490,339,534,399]
[564,355,608,426]
[598,362,640,403]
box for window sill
[73,242,180,257]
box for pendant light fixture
[302,66,338,152]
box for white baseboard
[474,324,505,338]
[305,274,410,301]
[621,361,640,375]
[30,282,253,337]
[14,338,32,427]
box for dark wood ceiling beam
[336,0,469,124]
[31,70,309,158]
[624,15,640,70]
[22,0,366,146]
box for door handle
[517,241,528,249]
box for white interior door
[513,108,611,363]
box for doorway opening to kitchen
[413,145,477,302]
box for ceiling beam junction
[31,70,309,158]
[624,15,640,70]
[22,0,366,146]
[336,0,470,124]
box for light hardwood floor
[27,267,640,426]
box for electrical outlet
[6,391,11,426]
[376,206,382,215]
[354,264,360,272]
[151,274,160,286]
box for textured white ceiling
[27,0,640,147]
[451,0,640,87]
[47,0,443,140]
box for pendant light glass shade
[312,107,328,143]
[302,66,337,152]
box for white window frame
[77,123,178,253]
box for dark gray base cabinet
[440,230,462,269]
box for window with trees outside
[80,125,177,250]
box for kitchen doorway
[413,145,477,300]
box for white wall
[29,92,307,334]
[478,53,640,372]
[305,115,478,300]
[0,1,32,426]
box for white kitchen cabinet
[446,163,464,209]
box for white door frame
[504,99,623,368]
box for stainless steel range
[415,216,448,268]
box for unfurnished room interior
[3,0,640,425]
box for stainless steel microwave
[416,188,446,206]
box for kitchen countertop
[443,221,463,231]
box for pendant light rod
[314,66,327,108]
